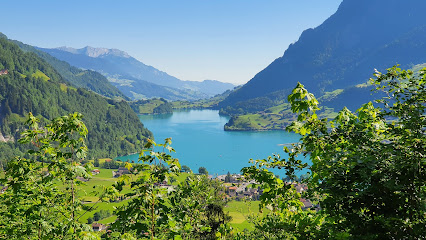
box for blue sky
[1,0,342,84]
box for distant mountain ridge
[39,46,235,100]
[220,0,426,111]
[12,42,128,100]
[55,46,131,58]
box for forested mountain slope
[220,0,426,110]
[3,35,128,100]
[0,36,152,160]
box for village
[1,156,317,233]
[80,165,317,232]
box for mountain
[219,0,426,112]
[38,46,235,100]
[10,40,128,100]
[0,35,152,159]
[184,80,235,97]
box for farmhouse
[113,167,130,178]
[92,223,107,232]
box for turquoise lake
[117,110,307,176]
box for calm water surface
[117,110,306,176]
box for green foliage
[31,69,50,81]
[224,172,233,183]
[93,158,100,167]
[238,153,327,239]
[240,66,426,239]
[111,138,181,238]
[168,175,231,239]
[0,142,23,170]
[0,113,95,239]
[198,166,208,175]
[153,102,173,114]
[219,96,280,116]
[1,113,233,239]
[111,139,230,239]
[181,165,192,173]
[238,210,327,240]
[317,88,344,102]
[101,159,123,169]
[0,37,152,160]
[93,210,112,221]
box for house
[92,223,107,232]
[292,183,308,193]
[117,167,130,174]
[91,169,100,175]
[300,198,313,210]
[113,167,131,178]
[0,69,8,75]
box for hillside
[219,0,426,112]
[129,98,173,115]
[223,62,426,131]
[39,46,235,100]
[173,86,240,110]
[0,36,152,160]
[4,36,128,100]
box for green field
[75,169,264,229]
[134,98,166,114]
[78,200,129,224]
[75,168,131,224]
[224,200,269,231]
[75,169,194,224]
[78,168,116,202]
[31,69,50,81]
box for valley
[0,0,425,239]
[71,164,270,231]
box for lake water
[117,110,306,176]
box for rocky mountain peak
[55,46,131,58]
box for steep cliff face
[220,0,426,108]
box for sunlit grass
[225,200,269,231]
[31,69,50,81]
